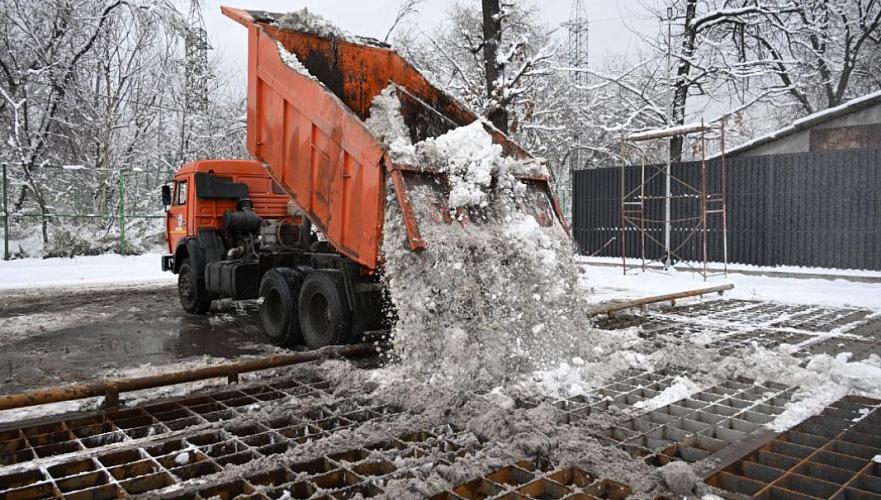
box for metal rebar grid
[706,396,881,499]
[0,372,426,499]
[599,299,878,360]
[554,371,797,466]
[431,459,633,500]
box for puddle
[0,289,279,394]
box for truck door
[166,178,190,252]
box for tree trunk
[669,0,697,164]
[481,0,508,133]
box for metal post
[620,142,626,275]
[2,162,8,261]
[721,121,729,276]
[118,170,126,255]
[664,7,674,269]
[700,124,708,280]
[640,155,646,271]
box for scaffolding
[619,121,728,280]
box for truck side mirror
[161,185,172,207]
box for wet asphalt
[0,285,282,394]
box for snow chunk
[432,122,501,208]
[633,376,700,412]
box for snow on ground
[579,259,881,309]
[0,252,174,291]
[580,256,881,279]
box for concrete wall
[733,101,881,157]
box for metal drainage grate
[655,299,872,333]
[553,369,695,418]
[0,374,338,467]
[708,330,815,355]
[430,460,632,500]
[0,374,417,499]
[556,374,796,465]
[706,396,881,499]
[0,426,471,499]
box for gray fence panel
[572,148,881,271]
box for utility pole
[565,0,589,219]
[183,0,211,161]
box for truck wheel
[259,268,304,345]
[298,271,352,349]
[178,259,212,314]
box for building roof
[723,89,881,157]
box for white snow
[579,260,881,310]
[375,102,589,389]
[575,257,881,279]
[764,352,881,432]
[428,121,508,209]
[0,253,174,291]
[272,7,352,42]
[174,451,191,466]
[363,85,415,161]
[625,122,713,141]
[632,376,701,412]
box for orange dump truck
[161,7,567,348]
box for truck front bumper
[161,255,175,273]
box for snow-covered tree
[638,0,881,161]
[0,0,245,256]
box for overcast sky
[197,0,659,90]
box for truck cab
[162,159,291,271]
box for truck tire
[178,259,212,314]
[298,270,352,349]
[259,268,304,345]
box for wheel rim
[179,268,194,302]
[263,288,284,334]
[308,293,331,337]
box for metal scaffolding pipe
[589,283,734,317]
[625,122,715,141]
[0,342,378,412]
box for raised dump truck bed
[221,6,567,270]
[161,7,567,350]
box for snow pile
[272,8,350,41]
[368,88,597,390]
[0,253,175,291]
[766,352,881,431]
[421,122,510,209]
[264,8,387,48]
